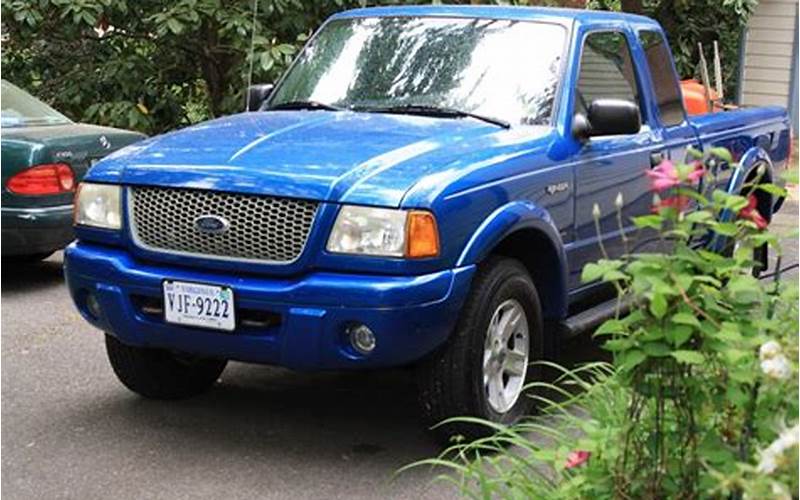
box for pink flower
[739,195,768,230]
[565,450,591,469]
[646,160,680,192]
[652,195,690,213]
[646,159,706,193]
[685,160,706,183]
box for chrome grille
[129,186,319,263]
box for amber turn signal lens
[406,211,440,258]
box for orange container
[680,79,725,115]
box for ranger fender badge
[546,182,569,195]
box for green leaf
[595,319,626,336]
[604,338,634,351]
[709,147,733,164]
[709,222,739,237]
[726,384,749,406]
[650,293,668,318]
[685,210,713,223]
[642,341,671,357]
[633,214,663,230]
[665,324,693,347]
[756,183,788,197]
[726,275,762,303]
[687,145,704,159]
[619,349,647,372]
[166,18,183,34]
[670,350,705,364]
[602,270,628,282]
[671,312,701,328]
[581,260,622,284]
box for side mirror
[573,98,641,140]
[246,84,274,112]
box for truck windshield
[269,17,566,126]
[1,80,72,128]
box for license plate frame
[162,279,236,332]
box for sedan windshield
[1,80,72,128]
[269,17,566,126]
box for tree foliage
[2,0,355,134]
[2,0,756,135]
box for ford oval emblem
[194,215,229,235]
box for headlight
[327,205,439,258]
[74,182,122,230]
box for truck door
[636,29,700,176]
[568,30,659,288]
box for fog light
[86,293,102,318]
[348,324,376,355]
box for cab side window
[639,30,686,127]
[575,31,642,122]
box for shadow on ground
[1,254,65,295]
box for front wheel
[416,257,544,443]
[105,334,227,400]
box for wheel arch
[726,146,775,222]
[456,201,568,320]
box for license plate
[163,280,235,331]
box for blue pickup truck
[65,6,790,440]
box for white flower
[757,453,779,474]
[759,340,783,361]
[592,203,601,220]
[775,425,799,451]
[771,483,792,500]
[761,355,792,380]
[757,425,799,475]
[614,192,624,210]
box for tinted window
[574,31,641,121]
[639,31,685,126]
[271,17,567,126]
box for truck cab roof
[331,5,662,29]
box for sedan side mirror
[246,84,274,112]
[573,98,641,141]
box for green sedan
[1,80,146,260]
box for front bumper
[64,242,475,370]
[2,204,74,256]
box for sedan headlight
[327,205,439,258]
[74,182,122,230]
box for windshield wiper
[355,104,510,129]
[266,100,344,112]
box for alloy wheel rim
[482,298,530,414]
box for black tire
[105,334,227,400]
[416,256,544,444]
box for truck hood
[92,111,551,207]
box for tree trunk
[620,0,645,14]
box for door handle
[650,151,667,168]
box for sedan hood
[91,111,550,207]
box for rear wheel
[416,257,544,443]
[105,334,226,400]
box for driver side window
[575,31,642,122]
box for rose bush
[406,149,797,499]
